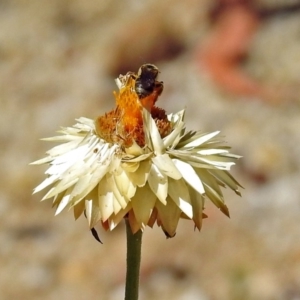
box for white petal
[48,135,93,158]
[204,184,229,217]
[55,187,72,215]
[46,159,84,176]
[168,178,193,218]
[167,150,220,169]
[196,169,230,216]
[33,176,58,194]
[125,141,144,156]
[198,149,229,155]
[188,186,204,230]
[51,192,64,206]
[114,168,136,199]
[106,173,129,209]
[195,156,235,170]
[152,154,182,180]
[156,197,181,237]
[68,162,110,206]
[167,109,185,124]
[123,153,152,162]
[172,159,205,194]
[131,184,156,225]
[75,117,95,129]
[88,162,112,190]
[42,177,77,200]
[143,109,164,155]
[196,169,223,197]
[209,169,243,195]
[181,131,220,148]
[126,160,151,187]
[85,197,101,228]
[147,164,168,204]
[121,161,140,173]
[73,199,85,220]
[163,119,185,149]
[30,156,53,165]
[98,178,114,221]
[108,205,131,231]
[113,196,122,214]
[41,135,81,142]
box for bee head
[137,64,160,79]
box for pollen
[115,76,143,134]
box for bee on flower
[31,64,242,239]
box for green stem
[124,219,143,300]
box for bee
[134,64,164,109]
[134,64,163,98]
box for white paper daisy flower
[32,65,242,238]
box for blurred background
[1,0,300,299]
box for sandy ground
[1,1,300,299]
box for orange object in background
[198,0,300,103]
[198,0,263,97]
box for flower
[32,65,242,238]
